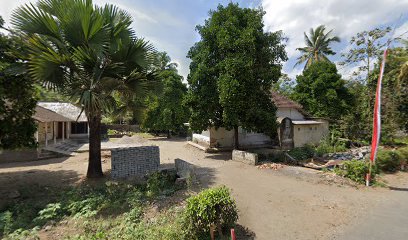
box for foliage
[315,137,347,157]
[272,73,295,97]
[340,81,372,141]
[287,145,316,161]
[293,61,352,121]
[340,27,392,82]
[182,186,238,239]
[186,3,287,148]
[334,160,376,183]
[0,174,184,239]
[376,149,401,173]
[0,18,37,149]
[295,25,340,69]
[142,68,189,137]
[11,0,158,177]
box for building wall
[37,122,54,143]
[192,129,210,147]
[276,108,305,120]
[210,127,271,148]
[293,122,329,148]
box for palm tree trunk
[87,111,103,178]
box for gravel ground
[0,137,406,240]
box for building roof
[38,102,87,122]
[33,106,72,122]
[271,91,303,110]
[292,120,324,125]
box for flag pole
[367,48,388,186]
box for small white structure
[192,91,329,149]
[34,102,89,146]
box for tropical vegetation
[11,0,158,177]
[186,3,287,148]
[295,25,340,69]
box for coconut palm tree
[12,0,158,178]
[295,25,340,69]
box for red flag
[370,49,388,162]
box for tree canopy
[142,68,188,137]
[0,20,37,149]
[293,61,351,121]
[295,25,340,69]
[186,3,287,148]
[12,0,158,177]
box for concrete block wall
[111,146,160,179]
[232,150,259,165]
[175,158,196,180]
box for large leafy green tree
[295,25,340,69]
[0,16,37,149]
[12,0,157,177]
[142,69,188,137]
[186,3,287,148]
[293,61,351,121]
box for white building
[192,91,329,150]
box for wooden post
[53,121,56,145]
[62,122,65,141]
[45,122,48,147]
[67,122,70,139]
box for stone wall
[175,158,196,180]
[232,150,259,165]
[111,146,160,179]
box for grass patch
[0,171,183,239]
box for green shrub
[334,160,377,183]
[183,186,238,239]
[33,203,64,225]
[146,171,178,197]
[397,147,408,167]
[288,145,316,160]
[0,211,13,235]
[376,149,401,173]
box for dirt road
[0,137,406,239]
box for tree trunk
[234,126,239,149]
[86,111,103,178]
[167,130,171,139]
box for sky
[1,0,408,81]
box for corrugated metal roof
[33,106,72,122]
[38,102,87,122]
[292,120,324,125]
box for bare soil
[0,137,406,240]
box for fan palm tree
[12,0,158,178]
[295,25,340,69]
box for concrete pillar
[53,122,57,145]
[67,122,70,139]
[45,122,48,147]
[35,122,39,143]
[62,122,65,141]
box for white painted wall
[192,130,210,146]
[293,121,329,147]
[276,108,305,120]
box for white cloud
[262,0,408,76]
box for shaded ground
[0,137,407,239]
